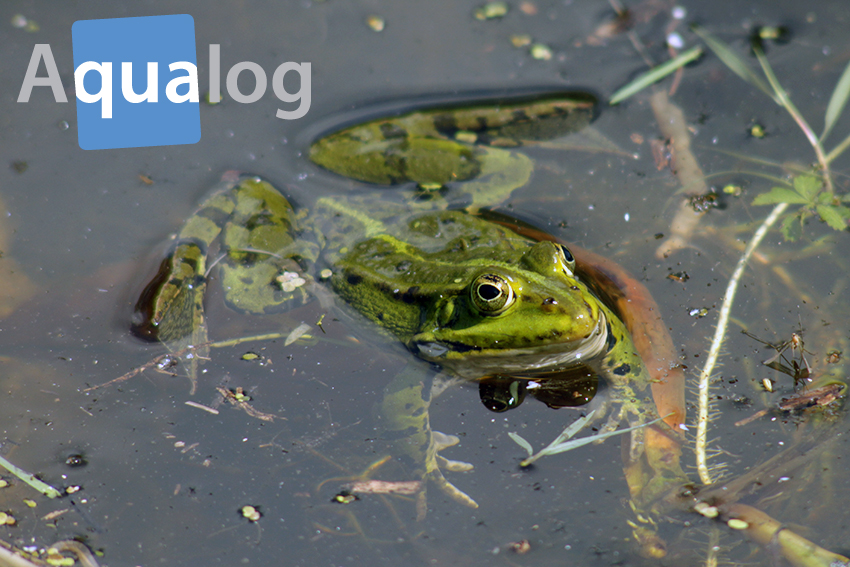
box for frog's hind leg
[378,365,478,519]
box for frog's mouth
[412,312,609,379]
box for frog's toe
[425,469,479,509]
[432,431,474,471]
[432,430,460,449]
[437,454,474,472]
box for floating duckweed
[332,491,359,504]
[319,269,333,280]
[365,15,385,32]
[241,352,260,361]
[65,485,81,495]
[530,43,553,60]
[722,184,742,196]
[454,131,478,144]
[276,271,306,292]
[474,1,509,20]
[0,480,8,488]
[23,499,36,508]
[727,518,749,530]
[241,505,261,522]
[693,501,718,518]
[0,512,15,525]
[749,123,766,138]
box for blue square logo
[72,15,201,150]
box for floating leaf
[793,175,822,201]
[691,26,778,103]
[752,187,809,206]
[284,323,312,346]
[609,46,703,105]
[816,204,850,230]
[822,58,850,141]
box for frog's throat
[412,312,609,380]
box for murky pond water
[1,1,849,566]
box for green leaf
[817,204,850,230]
[609,46,703,105]
[822,58,850,141]
[691,26,778,103]
[781,213,803,241]
[752,187,809,205]
[507,432,534,457]
[793,175,822,201]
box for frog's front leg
[133,174,314,392]
[377,364,477,519]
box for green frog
[133,92,686,533]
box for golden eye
[557,244,576,275]
[471,274,514,315]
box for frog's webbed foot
[432,431,474,472]
[413,431,477,519]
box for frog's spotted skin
[134,93,677,512]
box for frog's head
[412,241,610,378]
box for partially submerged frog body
[134,93,686,541]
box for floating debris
[11,14,39,32]
[342,480,421,495]
[474,1,509,20]
[510,539,531,554]
[365,15,385,32]
[530,43,552,60]
[510,34,532,48]
[65,454,86,468]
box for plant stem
[825,130,850,165]
[694,202,788,484]
[753,48,834,192]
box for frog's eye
[471,274,515,315]
[557,244,576,275]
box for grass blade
[822,58,850,141]
[507,432,534,457]
[610,46,703,105]
[691,26,778,104]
